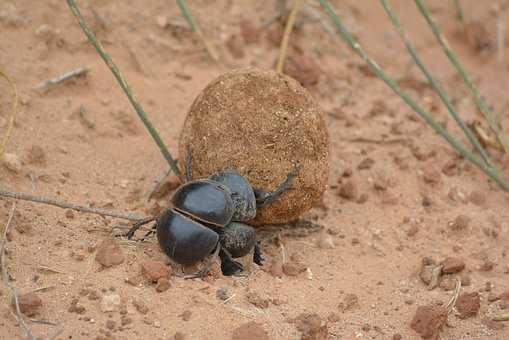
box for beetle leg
[184,147,193,182]
[254,164,301,208]
[253,241,264,266]
[124,216,156,239]
[219,247,245,276]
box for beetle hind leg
[254,164,301,208]
[253,242,264,266]
[123,217,156,239]
[219,248,245,276]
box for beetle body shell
[209,170,256,222]
[156,209,219,265]
[218,222,256,258]
[172,179,234,226]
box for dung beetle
[127,150,299,277]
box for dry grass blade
[1,204,36,340]
[380,0,493,167]
[415,0,509,154]
[176,0,219,62]
[317,0,509,192]
[276,0,303,73]
[0,189,146,221]
[446,279,461,313]
[0,69,18,159]
[66,0,183,181]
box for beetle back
[172,179,234,226]
[156,209,219,265]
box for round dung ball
[178,68,329,225]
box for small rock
[338,180,358,200]
[479,259,495,272]
[327,312,340,323]
[2,153,22,173]
[216,287,231,301]
[419,265,435,285]
[14,292,42,317]
[232,321,269,340]
[469,190,486,205]
[482,317,505,331]
[293,313,328,340]
[448,215,470,231]
[316,234,335,249]
[125,275,143,287]
[422,167,441,184]
[393,334,403,340]
[26,145,46,165]
[357,157,375,170]
[65,210,75,219]
[155,277,171,292]
[338,293,359,312]
[121,315,132,326]
[410,304,447,339]
[105,319,116,330]
[100,294,121,312]
[141,260,170,282]
[240,20,261,44]
[68,298,86,314]
[226,34,245,59]
[283,261,307,277]
[439,275,457,291]
[172,332,186,340]
[441,257,465,274]
[132,298,149,315]
[179,310,192,321]
[456,292,480,319]
[95,239,124,267]
[246,292,270,309]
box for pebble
[2,152,22,173]
[448,215,470,231]
[155,277,171,292]
[316,234,335,249]
[338,293,359,312]
[410,304,447,339]
[100,294,121,312]
[232,321,269,340]
[95,239,124,267]
[338,180,358,200]
[441,257,465,274]
[282,261,307,277]
[292,313,328,340]
[246,292,270,309]
[456,292,480,319]
[132,298,149,314]
[14,292,42,317]
[141,260,170,282]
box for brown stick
[0,189,146,221]
[1,204,36,340]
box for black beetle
[127,150,299,277]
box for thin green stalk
[66,0,182,181]
[316,0,509,192]
[176,0,219,62]
[380,0,493,168]
[453,0,464,22]
[415,0,509,154]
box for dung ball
[178,68,329,225]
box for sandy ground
[1,0,509,339]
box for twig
[32,285,56,293]
[28,318,57,326]
[344,136,411,145]
[66,0,183,181]
[380,0,493,168]
[0,189,146,221]
[415,0,509,154]
[37,265,66,275]
[176,0,219,62]
[0,69,18,159]
[35,67,90,91]
[276,0,303,73]
[446,278,461,313]
[493,313,509,321]
[1,204,36,340]
[317,0,509,192]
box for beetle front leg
[254,165,300,208]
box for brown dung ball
[178,68,329,225]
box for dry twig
[35,67,90,91]
[446,278,461,313]
[276,0,303,73]
[0,69,18,159]
[1,204,36,340]
[0,189,146,221]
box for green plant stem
[316,0,509,192]
[176,0,219,62]
[415,0,509,154]
[453,0,464,22]
[380,0,493,168]
[66,0,183,181]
